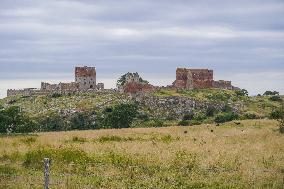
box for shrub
[72,136,87,143]
[97,135,138,142]
[38,113,68,131]
[0,106,36,133]
[161,135,173,143]
[263,91,279,96]
[222,104,233,113]
[194,112,206,121]
[235,89,248,96]
[269,109,283,119]
[102,103,138,129]
[136,112,149,121]
[243,112,258,120]
[214,112,239,123]
[50,93,62,98]
[178,120,190,126]
[189,120,202,126]
[69,112,95,130]
[182,113,194,121]
[205,107,218,117]
[269,95,282,102]
[151,119,164,127]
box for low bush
[269,95,282,102]
[72,136,87,143]
[222,105,233,113]
[243,112,259,120]
[178,120,201,126]
[50,93,62,98]
[182,113,194,121]
[214,112,239,123]
[194,113,206,121]
[205,106,218,117]
[269,109,283,119]
[98,135,130,142]
[235,89,248,97]
[189,120,202,126]
[178,120,190,126]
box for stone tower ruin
[75,66,96,90]
[173,68,214,89]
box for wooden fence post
[44,158,50,189]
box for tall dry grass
[0,119,283,188]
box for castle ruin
[120,73,156,94]
[7,66,239,97]
[7,66,104,97]
[173,68,238,90]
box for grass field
[0,119,283,188]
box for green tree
[263,91,279,96]
[102,103,138,129]
[38,112,68,131]
[0,106,35,133]
[235,89,248,96]
[116,72,149,87]
[69,112,96,130]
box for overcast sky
[0,0,283,98]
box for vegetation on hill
[0,89,283,133]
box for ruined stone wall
[173,68,213,89]
[58,82,79,91]
[213,80,233,90]
[123,82,155,94]
[190,69,213,89]
[7,88,48,97]
[75,66,96,90]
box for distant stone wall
[7,88,49,97]
[41,82,79,91]
[213,80,233,90]
[173,68,214,89]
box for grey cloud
[0,0,283,97]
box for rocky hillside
[0,89,283,132]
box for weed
[23,147,90,170]
[21,137,37,144]
[71,136,87,143]
[0,165,17,177]
[97,135,142,143]
[161,135,173,143]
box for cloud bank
[0,0,284,98]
